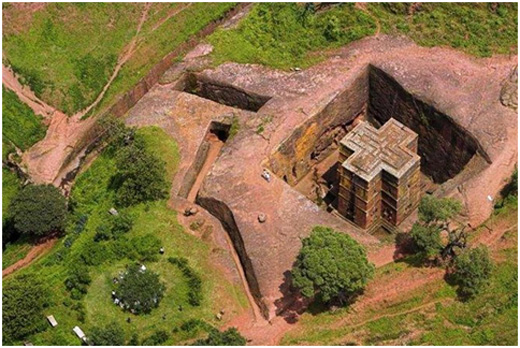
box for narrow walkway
[187,133,224,202]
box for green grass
[208,3,376,70]
[371,2,518,58]
[86,2,235,118]
[208,3,517,70]
[3,126,248,345]
[2,86,47,152]
[3,3,236,116]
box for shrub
[132,234,162,262]
[291,226,374,305]
[90,321,125,346]
[114,264,165,314]
[168,257,203,306]
[2,274,50,343]
[141,329,169,346]
[9,184,67,238]
[114,136,168,206]
[65,263,92,296]
[453,246,493,299]
[79,241,110,266]
[193,327,246,346]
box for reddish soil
[2,237,57,278]
[187,133,224,202]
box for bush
[453,246,493,299]
[2,274,50,343]
[132,234,162,262]
[193,327,246,346]
[65,263,92,296]
[114,135,168,206]
[114,264,165,314]
[168,257,203,306]
[9,184,67,238]
[141,329,169,346]
[93,212,133,242]
[90,321,126,346]
[291,226,374,305]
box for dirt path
[2,65,54,121]
[2,237,58,278]
[187,133,224,202]
[73,3,151,119]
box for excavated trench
[367,65,488,183]
[179,72,271,112]
[269,65,488,194]
[178,121,230,200]
[186,64,490,318]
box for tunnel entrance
[178,72,271,112]
[179,121,230,202]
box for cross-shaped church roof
[340,119,420,181]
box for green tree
[114,136,168,206]
[418,195,462,224]
[9,184,67,238]
[2,274,50,343]
[453,246,493,299]
[193,328,246,346]
[115,264,165,314]
[90,321,125,346]
[291,226,374,304]
[410,195,464,260]
[409,223,443,258]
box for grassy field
[208,3,517,70]
[280,203,518,345]
[2,86,47,153]
[3,126,248,345]
[2,3,236,116]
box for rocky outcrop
[500,65,518,110]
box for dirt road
[2,237,58,278]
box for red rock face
[126,35,517,319]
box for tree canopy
[90,321,126,346]
[114,135,168,207]
[453,246,493,299]
[193,328,246,346]
[410,195,464,260]
[2,274,50,343]
[9,184,67,238]
[114,264,165,314]
[291,226,374,304]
